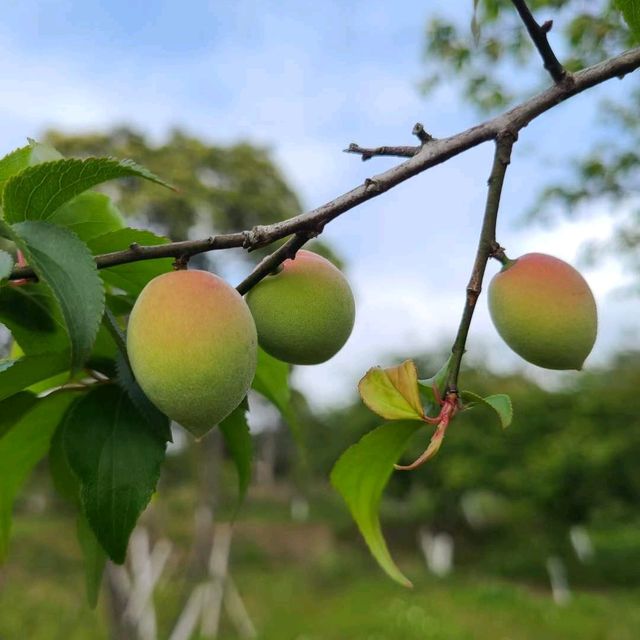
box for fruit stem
[489,243,511,266]
[447,133,515,390]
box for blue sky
[2,1,638,407]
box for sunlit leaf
[359,360,425,421]
[2,156,172,223]
[47,192,125,243]
[331,421,422,587]
[0,139,62,193]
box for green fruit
[126,270,257,437]
[488,253,597,370]
[245,250,355,365]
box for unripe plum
[245,250,355,365]
[126,270,257,437]
[488,253,597,370]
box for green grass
[2,512,640,640]
[220,567,640,640]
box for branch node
[242,225,270,251]
[172,254,190,270]
[364,177,383,193]
[412,122,433,144]
[129,242,142,252]
[541,19,553,34]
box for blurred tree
[421,0,640,283]
[44,127,302,243]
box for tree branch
[447,133,515,390]
[8,46,640,287]
[511,0,567,83]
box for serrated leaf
[88,228,172,295]
[63,385,167,563]
[359,360,425,422]
[461,390,513,429]
[0,352,70,402]
[115,351,172,443]
[0,390,77,559]
[2,156,172,224]
[0,140,62,194]
[47,192,125,243]
[615,0,640,41]
[77,513,107,608]
[6,220,105,371]
[331,421,421,587]
[219,398,252,508]
[252,348,301,443]
[0,250,12,281]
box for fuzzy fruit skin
[488,253,597,370]
[126,270,257,437]
[245,250,355,365]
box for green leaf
[359,360,425,421]
[252,348,301,443]
[49,417,107,607]
[461,391,513,429]
[615,0,640,41]
[219,398,252,507]
[63,385,167,563]
[2,156,172,224]
[115,351,172,443]
[77,513,107,608]
[47,192,125,243]
[0,250,12,281]
[0,147,32,192]
[0,283,68,354]
[331,421,421,587]
[87,228,172,295]
[0,352,70,402]
[0,390,77,559]
[417,355,452,413]
[49,417,81,505]
[0,391,37,439]
[6,220,105,371]
[0,140,62,193]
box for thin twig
[236,232,314,295]
[344,142,419,161]
[511,0,568,83]
[7,46,640,285]
[447,133,516,390]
